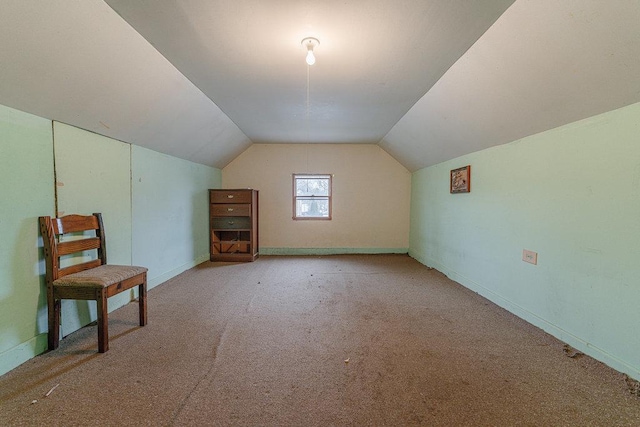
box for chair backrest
[39,213,107,282]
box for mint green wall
[0,105,54,374]
[410,102,640,380]
[131,145,221,289]
[54,122,133,336]
[0,106,221,376]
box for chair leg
[138,275,147,327]
[48,297,61,351]
[96,290,108,353]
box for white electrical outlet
[522,249,538,265]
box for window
[293,174,332,220]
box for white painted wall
[222,144,411,254]
[409,101,640,380]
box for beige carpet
[1,255,638,426]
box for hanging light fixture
[301,37,320,65]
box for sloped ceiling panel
[2,1,638,172]
[0,0,251,168]
[105,0,515,145]
[381,0,640,171]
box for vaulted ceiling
[1,1,639,171]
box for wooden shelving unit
[209,189,258,262]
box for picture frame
[450,165,471,193]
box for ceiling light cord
[306,63,310,142]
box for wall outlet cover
[522,249,538,265]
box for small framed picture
[450,165,471,193]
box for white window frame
[292,174,332,220]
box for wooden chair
[39,213,147,353]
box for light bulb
[301,37,319,66]
[306,49,316,66]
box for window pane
[296,198,329,217]
[296,178,329,196]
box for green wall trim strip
[408,250,640,381]
[0,333,48,376]
[260,247,409,256]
